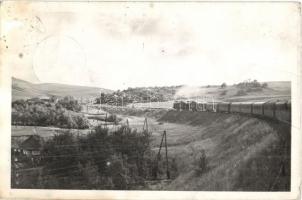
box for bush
[107,114,117,123]
[235,89,247,96]
[220,90,227,96]
[108,154,130,189]
[194,149,208,175]
[170,157,179,179]
[56,96,81,112]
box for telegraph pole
[143,117,148,132]
[212,97,215,112]
[154,132,165,179]
[148,88,151,108]
[114,95,118,108]
[164,131,170,179]
[104,113,107,128]
[126,118,129,128]
[100,91,102,108]
[154,130,170,180]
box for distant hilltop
[12,77,112,101]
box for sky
[1,2,300,90]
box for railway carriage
[189,101,198,111]
[197,102,206,111]
[217,102,230,113]
[180,101,187,111]
[205,102,216,112]
[275,101,291,122]
[230,102,241,113]
[184,101,189,111]
[173,101,181,111]
[263,102,276,118]
[251,102,264,115]
[240,102,253,114]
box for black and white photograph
[0,1,301,198]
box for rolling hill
[174,81,291,102]
[12,77,291,103]
[12,77,112,101]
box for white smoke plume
[174,85,207,99]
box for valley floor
[11,106,290,191]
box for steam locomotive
[173,100,291,123]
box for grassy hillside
[175,81,290,102]
[12,77,112,100]
[159,111,290,191]
[12,78,47,100]
[103,107,290,191]
[223,81,291,102]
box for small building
[20,135,44,156]
[40,96,51,102]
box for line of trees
[11,97,89,129]
[236,79,268,89]
[95,86,180,106]
[235,80,268,96]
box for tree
[73,114,89,129]
[56,96,81,112]
[41,132,81,188]
[262,83,268,88]
[221,82,227,88]
[108,154,130,189]
[252,79,261,87]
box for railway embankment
[158,110,291,191]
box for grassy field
[11,126,92,139]
[105,108,290,191]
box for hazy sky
[1,2,300,90]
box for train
[173,100,291,123]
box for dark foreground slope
[159,111,290,191]
[100,107,290,191]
